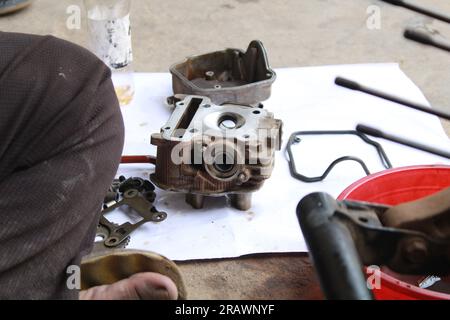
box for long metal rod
[381,0,450,24]
[357,124,450,159]
[335,77,450,121]
[404,28,450,53]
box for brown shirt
[0,32,124,299]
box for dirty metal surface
[170,40,276,106]
[151,95,282,211]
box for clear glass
[84,0,135,106]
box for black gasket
[286,130,393,183]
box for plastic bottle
[84,0,134,106]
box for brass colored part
[93,222,130,253]
[81,250,187,300]
[101,188,167,247]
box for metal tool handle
[381,0,450,24]
[404,28,450,53]
[297,192,374,300]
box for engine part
[94,177,166,250]
[101,188,167,247]
[82,249,188,300]
[94,220,130,252]
[151,95,282,211]
[286,130,392,183]
[117,176,155,194]
[297,188,450,299]
[169,40,276,106]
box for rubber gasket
[286,130,392,183]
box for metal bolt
[402,238,428,264]
[238,173,248,182]
[205,71,215,81]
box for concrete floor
[2,0,449,126]
[1,0,449,299]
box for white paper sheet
[109,63,450,261]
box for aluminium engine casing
[150,95,282,210]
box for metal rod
[335,77,450,121]
[381,0,450,24]
[357,124,450,159]
[121,155,156,165]
[404,28,450,53]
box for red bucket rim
[375,270,450,300]
[339,165,450,201]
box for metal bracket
[101,189,167,248]
[95,177,167,250]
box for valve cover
[169,40,276,106]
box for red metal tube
[121,155,156,165]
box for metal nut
[402,237,428,264]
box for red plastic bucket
[338,165,450,300]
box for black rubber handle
[297,193,374,300]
